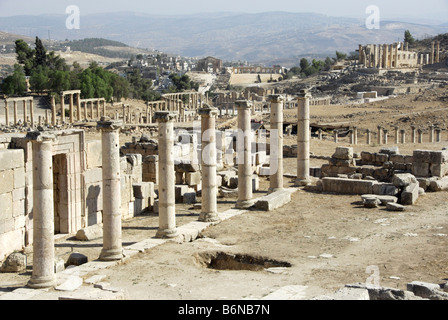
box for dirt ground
[1,87,448,300]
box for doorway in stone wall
[53,153,69,235]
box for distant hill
[0,12,447,64]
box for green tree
[30,65,49,94]
[335,51,347,61]
[404,30,416,46]
[300,58,310,71]
[1,64,27,95]
[15,39,34,76]
[34,36,47,68]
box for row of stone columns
[26,118,124,288]
[25,92,308,289]
[331,125,444,145]
[3,98,34,126]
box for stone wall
[0,149,26,261]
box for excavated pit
[196,251,292,272]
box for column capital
[268,94,284,103]
[97,117,123,131]
[235,100,252,110]
[26,130,58,142]
[198,104,218,117]
[154,111,178,122]
[297,89,312,99]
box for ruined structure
[358,41,441,70]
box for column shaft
[296,91,311,186]
[269,95,284,192]
[27,137,56,289]
[98,119,124,261]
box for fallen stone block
[372,183,399,196]
[346,284,421,300]
[386,202,406,212]
[255,190,291,211]
[429,176,448,192]
[361,195,381,208]
[322,177,377,195]
[407,281,448,300]
[401,182,419,205]
[332,147,353,160]
[392,173,417,188]
[0,252,27,273]
[76,224,103,241]
[66,252,88,267]
[56,275,83,292]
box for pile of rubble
[317,146,448,211]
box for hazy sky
[0,0,447,22]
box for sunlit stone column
[30,99,35,127]
[296,89,311,186]
[400,129,406,144]
[235,100,254,209]
[98,118,124,261]
[13,100,18,125]
[198,105,220,222]
[4,100,9,126]
[27,132,57,289]
[411,125,416,143]
[418,129,423,143]
[155,111,178,238]
[60,93,65,123]
[23,100,28,125]
[268,94,284,193]
[377,126,383,145]
[51,96,56,126]
[366,129,371,145]
[69,94,74,123]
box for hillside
[0,12,447,64]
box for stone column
[198,105,220,222]
[268,95,284,193]
[4,100,9,126]
[30,99,35,127]
[394,126,399,144]
[155,111,178,238]
[436,41,440,63]
[13,100,18,125]
[296,90,311,186]
[60,93,65,124]
[97,118,124,261]
[235,100,254,208]
[76,93,81,121]
[23,100,28,125]
[51,96,56,126]
[429,125,435,143]
[418,129,423,143]
[69,94,74,123]
[411,125,416,143]
[366,129,371,145]
[377,126,383,144]
[383,129,388,145]
[27,132,57,289]
[431,41,435,64]
[401,130,406,144]
[353,127,358,145]
[435,128,441,142]
[334,130,338,143]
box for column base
[27,275,56,289]
[235,199,255,209]
[199,212,221,223]
[268,187,284,194]
[295,178,311,187]
[155,228,178,239]
[99,248,124,261]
